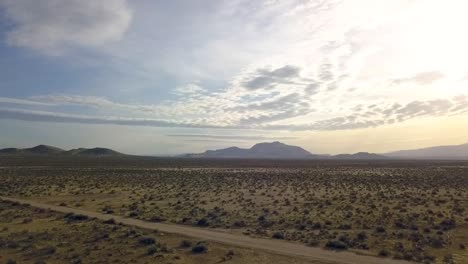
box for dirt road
[0,196,411,264]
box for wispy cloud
[392,71,445,85]
[1,95,468,131]
[0,107,219,129]
[265,97,468,131]
[0,97,53,106]
[0,0,132,54]
[166,134,297,140]
[241,65,303,90]
[31,95,118,108]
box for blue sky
[1,0,468,155]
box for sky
[0,0,468,155]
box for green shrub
[64,213,88,222]
[146,245,157,255]
[272,232,285,239]
[192,243,208,254]
[138,237,156,245]
[325,240,348,250]
[378,249,390,257]
[180,240,192,248]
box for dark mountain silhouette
[0,145,65,155]
[183,141,468,160]
[0,148,22,154]
[202,147,249,158]
[65,148,87,155]
[25,145,65,154]
[66,147,122,156]
[0,145,124,156]
[4,142,467,160]
[183,141,318,159]
[249,142,313,158]
[333,152,388,160]
[385,143,468,160]
[182,142,387,160]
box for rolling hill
[0,145,124,156]
[66,147,122,156]
[25,145,66,154]
[385,143,468,160]
[0,148,22,154]
[0,145,65,155]
[333,152,388,160]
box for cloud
[166,134,297,141]
[0,0,132,54]
[318,63,334,81]
[304,81,321,95]
[451,96,468,112]
[228,93,313,126]
[230,93,306,111]
[241,65,301,90]
[393,100,453,120]
[265,97,468,131]
[20,91,313,129]
[29,94,161,115]
[173,83,206,97]
[392,71,445,85]
[31,95,117,108]
[238,108,310,126]
[0,107,215,129]
[0,97,53,106]
[1,95,468,132]
[266,65,301,78]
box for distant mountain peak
[256,141,281,145]
[71,147,121,156]
[0,145,124,156]
[26,145,65,154]
[251,141,286,149]
[181,142,391,160]
[184,141,316,159]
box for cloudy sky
[1,0,468,155]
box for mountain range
[181,141,388,160]
[183,141,319,159]
[183,141,468,160]
[384,143,468,160]
[2,141,468,160]
[0,145,123,156]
